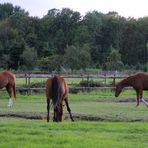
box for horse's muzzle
[115,94,118,97]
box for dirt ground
[0,112,105,121]
[0,97,148,122]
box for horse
[0,71,16,107]
[46,75,74,122]
[115,72,148,107]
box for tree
[78,44,91,71]
[105,47,124,70]
[64,44,91,71]
[38,55,64,72]
[43,8,81,54]
[0,54,10,69]
[0,3,13,20]
[20,47,37,70]
[0,20,25,69]
[120,18,146,65]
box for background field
[0,77,148,147]
[0,89,148,121]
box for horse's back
[133,72,148,89]
[0,71,16,88]
[134,72,148,81]
[0,71,16,80]
[46,76,68,98]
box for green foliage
[64,44,91,71]
[0,3,148,71]
[20,47,37,70]
[79,80,104,87]
[38,54,64,72]
[105,47,124,70]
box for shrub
[79,80,104,87]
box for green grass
[1,87,148,147]
[0,118,148,148]
[0,91,148,122]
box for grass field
[0,118,148,148]
[0,88,148,147]
[0,89,148,121]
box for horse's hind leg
[140,91,148,107]
[65,98,74,121]
[47,98,50,122]
[6,85,13,107]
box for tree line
[0,3,148,72]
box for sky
[1,0,148,18]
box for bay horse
[0,71,16,107]
[115,72,148,107]
[46,75,74,122]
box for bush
[79,80,104,87]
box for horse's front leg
[65,98,74,121]
[136,90,140,107]
[6,86,13,107]
[47,98,50,122]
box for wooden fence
[15,73,130,94]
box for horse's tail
[13,75,16,99]
[13,83,16,99]
[52,76,59,109]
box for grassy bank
[0,118,148,148]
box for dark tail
[13,75,16,99]
[52,76,59,108]
[13,83,16,99]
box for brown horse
[115,72,148,107]
[0,71,16,107]
[46,75,74,122]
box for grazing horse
[115,72,148,107]
[46,75,74,122]
[0,71,16,107]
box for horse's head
[115,83,122,97]
[54,105,63,122]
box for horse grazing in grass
[46,75,74,122]
[0,71,16,107]
[115,72,148,107]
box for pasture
[0,76,148,147]
[0,118,148,148]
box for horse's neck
[121,77,133,87]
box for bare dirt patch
[0,112,146,122]
[119,98,148,102]
[0,112,105,121]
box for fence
[15,73,130,94]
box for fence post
[104,73,106,86]
[28,73,31,95]
[87,74,90,92]
[25,73,28,86]
[113,74,116,86]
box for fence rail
[16,73,129,78]
[13,73,131,94]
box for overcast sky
[1,0,148,18]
